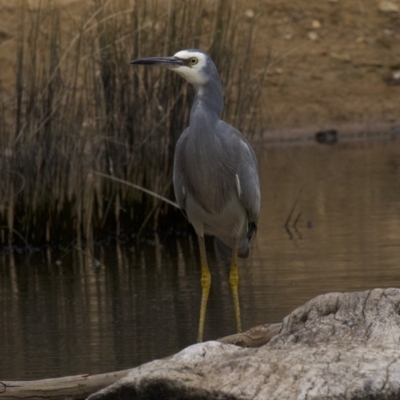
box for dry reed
[0,0,269,249]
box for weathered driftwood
[88,288,400,400]
[0,370,131,400]
[0,324,279,400]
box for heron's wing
[173,128,189,210]
[237,137,260,225]
[220,122,260,225]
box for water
[1,138,400,380]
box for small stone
[383,29,394,35]
[275,68,283,74]
[244,9,255,19]
[311,20,321,29]
[308,31,319,41]
[378,1,399,13]
[330,52,351,62]
[365,37,377,45]
[284,33,292,40]
[384,70,400,85]
[315,130,338,145]
[0,30,11,41]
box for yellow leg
[197,235,211,343]
[229,238,242,333]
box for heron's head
[131,49,214,87]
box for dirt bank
[256,0,400,129]
[0,0,399,130]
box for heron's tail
[214,237,249,259]
[214,222,257,260]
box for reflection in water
[1,139,400,380]
[250,140,400,326]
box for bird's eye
[189,57,198,66]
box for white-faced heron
[131,49,260,342]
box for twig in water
[293,212,302,240]
[91,171,179,209]
[284,186,304,240]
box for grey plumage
[171,50,260,256]
[131,49,260,341]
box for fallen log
[217,322,281,347]
[0,369,132,400]
[87,288,400,400]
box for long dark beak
[131,56,184,68]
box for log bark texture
[88,288,400,400]
[0,370,131,400]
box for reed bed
[0,0,269,249]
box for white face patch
[172,50,208,86]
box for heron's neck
[190,80,224,127]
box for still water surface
[1,138,400,380]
